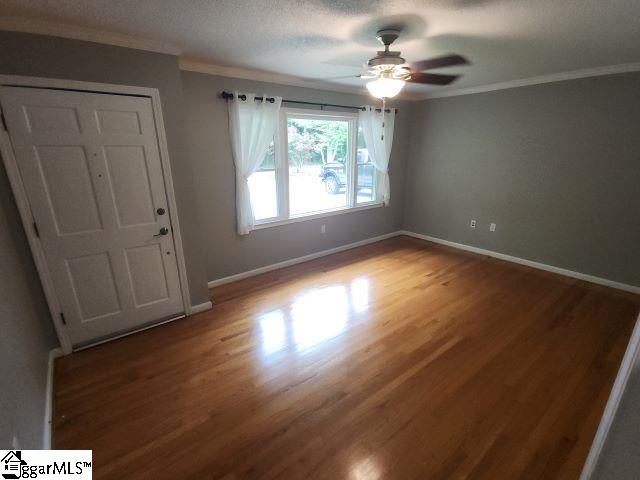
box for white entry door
[0,86,185,347]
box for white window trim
[253,202,383,229]
[252,107,384,228]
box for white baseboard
[579,311,640,479]
[206,229,639,295]
[44,347,62,449]
[400,231,640,294]
[189,301,213,314]
[207,231,402,288]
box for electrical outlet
[489,223,496,232]
[321,224,326,234]
[470,219,477,228]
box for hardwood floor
[53,236,639,479]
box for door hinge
[0,111,7,131]
[60,312,67,325]
[33,221,40,238]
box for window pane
[288,117,349,215]
[249,170,277,220]
[356,126,375,203]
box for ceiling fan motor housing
[368,51,406,68]
[368,28,406,70]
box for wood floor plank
[53,236,639,479]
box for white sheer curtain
[228,92,282,234]
[358,106,396,205]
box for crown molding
[0,16,181,55]
[178,58,374,96]
[180,58,640,101]
[419,62,640,100]
[3,16,637,101]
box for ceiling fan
[356,28,470,99]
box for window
[248,108,380,227]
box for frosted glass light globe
[366,77,405,99]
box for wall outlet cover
[490,223,496,232]
[470,220,477,228]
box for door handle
[154,227,169,237]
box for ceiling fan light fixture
[366,77,405,99]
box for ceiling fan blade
[410,54,469,72]
[407,72,461,85]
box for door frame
[0,75,192,354]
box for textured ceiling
[1,0,640,96]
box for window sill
[253,202,385,230]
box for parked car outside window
[319,148,375,195]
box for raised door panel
[124,244,171,308]
[34,145,103,235]
[95,109,142,135]
[104,146,156,227]
[23,104,82,134]
[66,252,122,322]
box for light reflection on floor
[292,284,349,351]
[258,277,371,356]
[350,277,370,313]
[258,309,287,355]
[349,455,382,480]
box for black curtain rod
[220,91,396,114]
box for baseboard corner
[400,230,640,295]
[190,301,213,314]
[44,347,62,449]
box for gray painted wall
[404,72,640,287]
[181,71,410,281]
[0,30,209,306]
[0,157,57,448]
